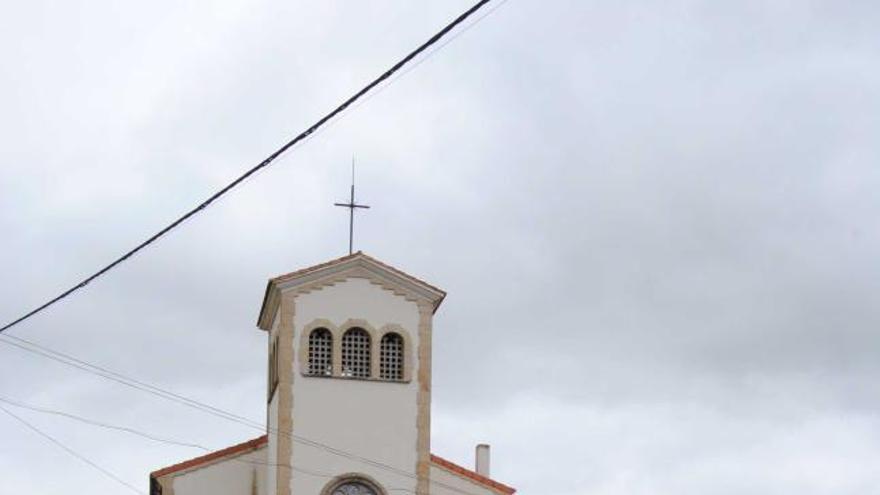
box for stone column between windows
[370,328,382,379]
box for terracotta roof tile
[430,453,516,495]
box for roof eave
[255,252,445,331]
[150,435,268,479]
[430,454,516,494]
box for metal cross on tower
[334,159,370,255]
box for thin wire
[0,335,492,495]
[361,0,511,104]
[0,395,205,450]
[2,0,511,458]
[0,0,493,334]
[0,395,324,473]
[0,338,478,493]
[0,405,147,495]
[0,395,477,495]
[305,0,511,142]
[0,334,265,429]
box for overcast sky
[2,1,880,494]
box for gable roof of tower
[150,435,516,495]
[257,252,446,330]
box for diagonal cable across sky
[0,0,494,334]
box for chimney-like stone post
[475,444,490,477]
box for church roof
[257,252,447,330]
[431,453,517,495]
[150,435,516,495]
[150,435,268,479]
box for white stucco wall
[171,446,267,495]
[289,277,422,495]
[429,464,500,495]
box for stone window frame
[320,473,387,495]
[298,318,413,382]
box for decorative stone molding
[258,253,445,331]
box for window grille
[332,481,378,495]
[341,328,371,378]
[380,333,404,380]
[307,328,333,376]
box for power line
[0,1,506,487]
[0,3,509,491]
[1,394,486,495]
[0,333,265,429]
[0,0,493,334]
[0,395,325,474]
[302,0,511,146]
[0,335,493,495]
[0,397,310,489]
[0,395,205,451]
[0,405,146,495]
[353,0,511,109]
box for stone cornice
[257,253,445,331]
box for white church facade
[150,252,515,495]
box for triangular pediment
[256,252,445,331]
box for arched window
[322,475,385,495]
[307,328,333,376]
[379,333,404,380]
[341,327,371,378]
[332,481,378,495]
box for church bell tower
[256,252,445,495]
